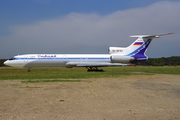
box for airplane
[4,33,173,72]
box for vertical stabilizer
[109,33,173,62]
[125,36,152,62]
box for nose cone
[4,60,24,67]
[4,60,10,66]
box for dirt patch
[0,74,180,120]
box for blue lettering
[38,55,57,58]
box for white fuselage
[4,54,112,68]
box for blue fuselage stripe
[14,57,110,60]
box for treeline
[0,59,7,66]
[137,56,180,66]
[0,56,180,67]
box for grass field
[0,66,180,80]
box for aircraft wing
[66,62,127,67]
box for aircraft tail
[109,33,173,63]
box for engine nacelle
[111,55,135,63]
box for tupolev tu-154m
[4,33,173,72]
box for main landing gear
[86,67,104,72]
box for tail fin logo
[126,39,152,57]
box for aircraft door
[24,56,29,63]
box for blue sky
[0,0,180,58]
[1,0,169,28]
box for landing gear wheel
[87,69,92,72]
[27,67,31,72]
[99,69,103,72]
[86,67,104,72]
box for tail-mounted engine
[111,55,135,63]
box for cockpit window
[9,57,15,60]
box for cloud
[1,1,180,58]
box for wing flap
[66,62,127,67]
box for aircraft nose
[4,60,10,66]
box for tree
[0,59,7,66]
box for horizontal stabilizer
[130,33,174,38]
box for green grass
[0,66,180,80]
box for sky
[0,0,180,59]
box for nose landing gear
[27,67,31,72]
